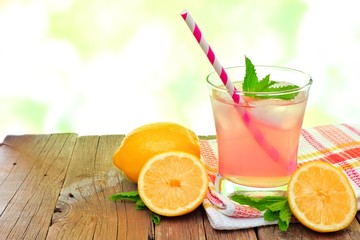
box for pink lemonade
[210,82,309,188]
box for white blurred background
[1,0,359,140]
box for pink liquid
[211,85,308,188]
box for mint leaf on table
[231,194,291,232]
[242,56,300,100]
[111,191,140,202]
[135,198,147,210]
[151,213,161,225]
[110,191,161,225]
[110,191,146,210]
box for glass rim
[206,65,313,96]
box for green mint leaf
[242,56,300,100]
[135,198,147,210]
[110,191,162,225]
[266,200,291,232]
[110,191,147,210]
[267,200,286,212]
[151,213,161,225]
[255,196,287,211]
[278,218,289,232]
[264,209,279,221]
[256,85,300,100]
[231,194,291,232]
[230,195,287,211]
[279,202,292,225]
[243,56,259,92]
[264,209,290,232]
[230,194,261,209]
[256,74,276,92]
[110,191,140,202]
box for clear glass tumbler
[206,66,312,197]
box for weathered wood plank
[112,179,155,240]
[1,133,360,239]
[154,208,206,239]
[0,133,77,239]
[95,135,155,239]
[48,135,154,240]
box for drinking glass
[206,66,312,197]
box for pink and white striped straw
[180,9,280,162]
[180,10,241,104]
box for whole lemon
[113,122,200,183]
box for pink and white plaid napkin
[200,124,360,230]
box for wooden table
[1,133,360,239]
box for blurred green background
[1,0,359,140]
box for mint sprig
[110,191,161,225]
[231,194,291,232]
[243,56,300,100]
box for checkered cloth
[200,124,360,230]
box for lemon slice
[138,151,208,217]
[288,161,357,232]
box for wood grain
[1,133,360,239]
[0,134,77,239]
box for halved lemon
[113,122,200,183]
[288,161,357,232]
[138,151,208,217]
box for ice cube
[247,98,306,129]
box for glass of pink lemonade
[206,65,312,197]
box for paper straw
[180,10,240,104]
[180,9,280,162]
